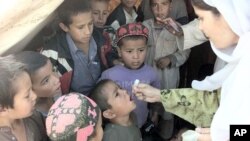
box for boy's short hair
[114,22,149,47]
[46,93,100,141]
[89,79,113,124]
[0,55,27,109]
[14,51,48,76]
[149,0,172,6]
[58,0,92,26]
[89,79,112,111]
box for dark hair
[191,0,220,15]
[89,79,112,111]
[0,55,27,109]
[14,51,48,77]
[89,79,113,125]
[117,35,147,48]
[149,0,172,7]
[58,0,92,26]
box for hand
[155,56,171,69]
[132,83,161,103]
[156,17,183,36]
[196,127,212,141]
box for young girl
[0,55,47,141]
[46,93,103,141]
[15,51,61,117]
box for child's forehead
[151,0,171,3]
[69,11,93,24]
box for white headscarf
[191,0,250,140]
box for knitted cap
[46,93,100,141]
[114,22,149,47]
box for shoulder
[106,4,125,25]
[103,124,120,141]
[102,65,122,76]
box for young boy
[142,0,190,139]
[91,0,122,68]
[0,55,47,141]
[41,0,105,95]
[105,0,141,30]
[46,93,103,141]
[99,23,160,128]
[89,79,141,141]
[14,51,61,118]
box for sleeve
[160,88,220,127]
[176,19,208,50]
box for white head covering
[191,0,250,140]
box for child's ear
[59,22,69,32]
[117,47,122,57]
[103,109,116,119]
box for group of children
[0,0,191,140]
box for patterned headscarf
[46,93,100,141]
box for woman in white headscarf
[132,0,250,140]
[191,0,250,140]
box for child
[142,0,190,139]
[46,93,103,141]
[41,0,105,95]
[14,51,61,117]
[0,55,47,141]
[105,0,141,30]
[91,0,122,68]
[99,23,160,128]
[89,79,141,141]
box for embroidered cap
[114,22,149,47]
[46,93,100,141]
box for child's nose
[132,51,139,59]
[98,14,103,20]
[31,90,37,101]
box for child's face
[151,0,171,20]
[90,113,103,141]
[121,0,137,9]
[91,1,109,28]
[104,81,136,117]
[8,72,37,119]
[61,11,94,45]
[118,38,147,69]
[32,60,61,98]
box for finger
[134,93,144,100]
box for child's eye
[103,12,109,16]
[151,4,157,8]
[88,22,93,26]
[78,26,84,29]
[139,49,145,52]
[42,78,50,85]
[126,50,132,53]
